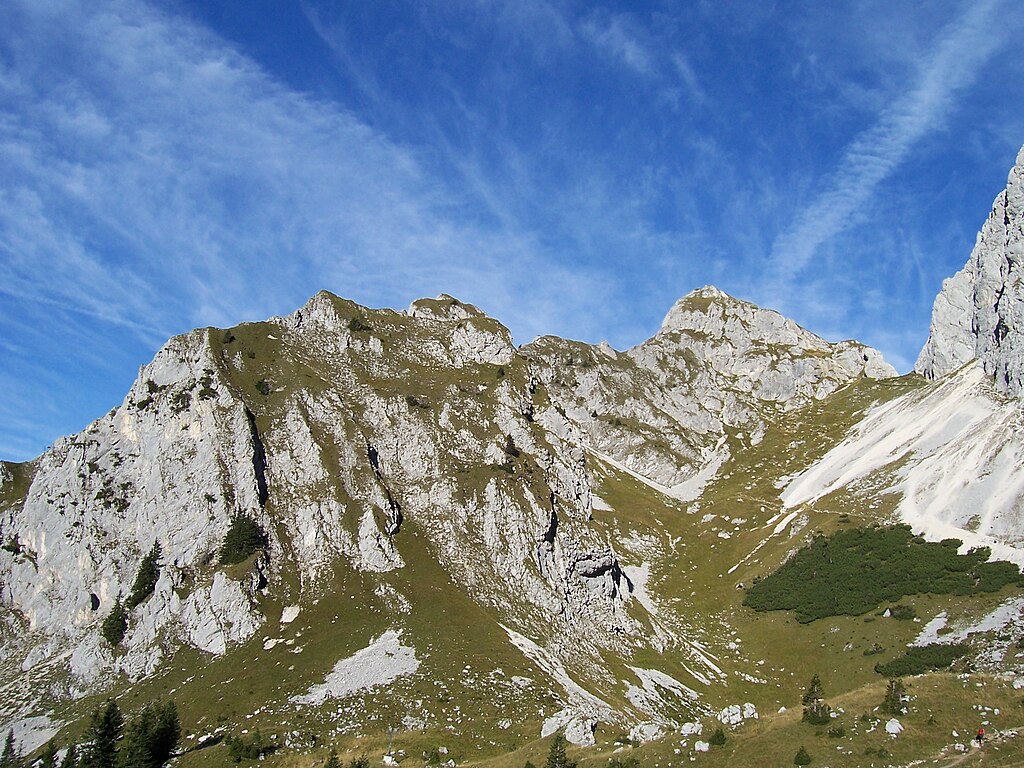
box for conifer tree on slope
[78,701,123,768]
[118,701,180,768]
[544,735,576,768]
[0,729,22,768]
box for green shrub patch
[744,525,1024,622]
[874,643,968,676]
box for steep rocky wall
[917,145,1024,392]
[0,292,640,700]
[0,329,268,689]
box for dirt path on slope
[934,726,1024,768]
[936,748,983,768]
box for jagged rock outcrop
[0,292,637,700]
[784,145,1024,568]
[0,287,894,729]
[525,286,895,490]
[917,145,1024,393]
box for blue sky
[2,0,1024,462]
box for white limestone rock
[0,328,270,694]
[917,145,1024,393]
[524,285,894,491]
[629,722,666,743]
[541,708,598,746]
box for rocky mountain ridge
[0,285,893,748]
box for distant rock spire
[916,145,1024,393]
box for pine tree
[150,701,180,766]
[709,727,726,746]
[118,706,153,768]
[100,596,128,647]
[543,735,575,768]
[801,673,831,725]
[881,678,907,715]
[802,674,823,705]
[793,745,812,766]
[79,701,123,768]
[324,749,341,768]
[126,542,161,610]
[1,729,20,768]
[219,514,268,565]
[39,740,58,768]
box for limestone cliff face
[0,293,635,701]
[0,288,893,709]
[1,329,267,692]
[917,145,1024,392]
[524,286,895,490]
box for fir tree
[0,729,21,768]
[881,678,907,715]
[793,745,812,766]
[150,701,180,766]
[118,700,179,768]
[100,596,128,647]
[126,542,161,610]
[219,514,268,565]
[543,735,575,768]
[802,674,823,705]
[79,701,123,768]
[801,673,831,725]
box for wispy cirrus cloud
[579,11,655,75]
[766,0,1010,294]
[0,0,627,459]
[2,0,1023,462]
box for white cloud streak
[767,0,1009,287]
[0,0,617,344]
[579,11,655,75]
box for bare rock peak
[916,144,1024,394]
[407,294,487,322]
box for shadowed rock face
[917,145,1024,393]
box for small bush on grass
[225,730,274,762]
